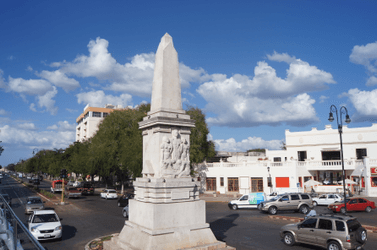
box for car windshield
[28,198,42,204]
[32,214,58,223]
[347,219,361,233]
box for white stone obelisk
[104,33,229,250]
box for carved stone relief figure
[161,136,172,169]
[161,129,190,178]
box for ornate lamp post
[328,105,351,213]
[32,148,40,190]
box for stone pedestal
[104,178,227,250]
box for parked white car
[28,210,62,241]
[312,193,342,206]
[100,189,118,199]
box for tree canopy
[13,104,215,186]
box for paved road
[2,175,377,250]
[207,202,377,250]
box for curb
[269,215,377,233]
[85,233,118,250]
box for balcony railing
[0,195,45,250]
[206,159,365,170]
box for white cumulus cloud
[76,90,133,108]
[350,41,377,85]
[213,136,282,152]
[37,70,80,92]
[346,88,377,122]
[7,77,52,96]
[197,52,331,127]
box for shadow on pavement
[210,213,239,241]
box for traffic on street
[1,174,377,250]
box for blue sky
[1,0,377,167]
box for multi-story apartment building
[75,104,123,142]
[203,124,377,197]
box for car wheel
[299,205,309,214]
[123,210,128,218]
[118,202,121,207]
[313,201,318,206]
[340,207,346,214]
[355,227,367,244]
[327,241,341,250]
[365,206,372,213]
[283,232,295,246]
[231,204,237,210]
[268,206,277,215]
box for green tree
[247,148,266,153]
[281,140,286,150]
[89,104,150,186]
[186,107,216,165]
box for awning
[351,164,365,176]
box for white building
[203,124,377,197]
[76,104,123,142]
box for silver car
[259,193,313,215]
[280,214,366,250]
[25,196,45,214]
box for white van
[228,192,266,210]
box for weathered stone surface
[104,33,231,250]
[150,33,183,114]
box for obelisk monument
[104,33,228,250]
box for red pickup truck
[51,180,68,193]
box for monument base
[103,223,229,250]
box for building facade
[203,124,377,197]
[75,104,123,142]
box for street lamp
[267,166,272,194]
[328,105,351,213]
[32,148,39,190]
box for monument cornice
[139,116,195,129]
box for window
[280,195,289,201]
[220,177,224,187]
[319,195,326,199]
[356,148,367,160]
[93,112,101,117]
[349,199,357,204]
[300,194,310,200]
[298,151,307,161]
[358,199,367,203]
[240,195,248,201]
[228,178,239,192]
[371,177,377,187]
[273,157,281,162]
[103,112,109,118]
[301,218,317,228]
[336,221,345,231]
[318,219,333,230]
[290,194,300,200]
[251,178,263,192]
[322,151,340,160]
[206,178,216,191]
[328,194,335,199]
